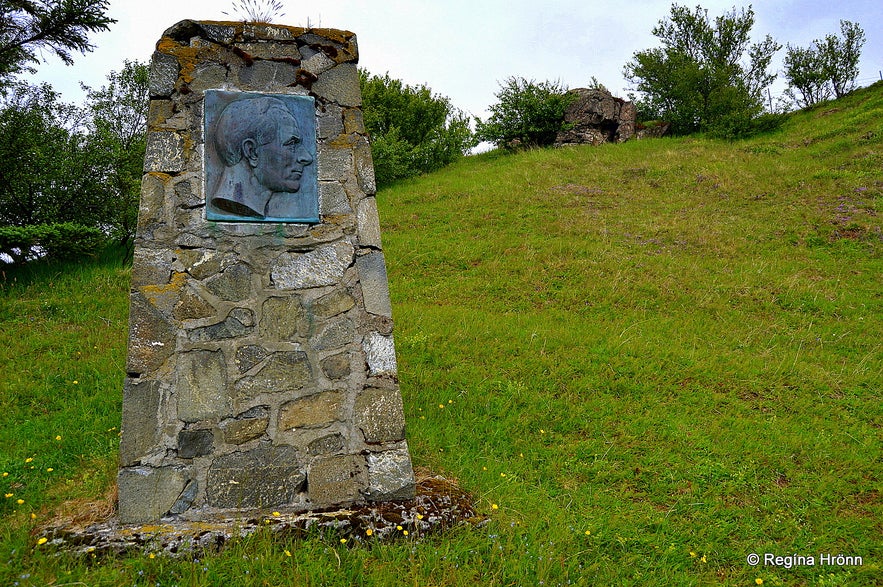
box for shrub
[475,77,574,150]
[360,70,475,187]
[0,223,106,264]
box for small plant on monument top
[222,0,286,23]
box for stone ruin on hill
[554,88,670,146]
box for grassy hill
[1,82,881,585]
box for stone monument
[118,20,414,524]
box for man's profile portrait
[205,91,319,223]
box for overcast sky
[23,0,883,120]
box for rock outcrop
[554,88,637,146]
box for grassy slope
[1,83,881,585]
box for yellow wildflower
[272,511,281,517]
[340,538,347,544]
[690,552,697,557]
[366,528,373,536]
[149,553,156,559]
[403,530,409,536]
[30,513,36,520]
[17,498,24,505]
[585,530,591,536]
[55,435,62,441]
[416,514,424,520]
[284,549,292,557]
[4,493,12,498]
[491,503,499,510]
[396,525,403,531]
[36,537,48,546]
[701,555,707,563]
[25,457,33,463]
[755,580,763,585]
[3,472,8,477]
[73,380,78,385]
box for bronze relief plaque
[204,90,319,223]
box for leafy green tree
[783,44,830,108]
[360,70,475,187]
[784,20,866,108]
[475,77,574,150]
[623,3,780,136]
[0,82,104,227]
[82,60,149,250]
[818,20,866,99]
[0,0,115,81]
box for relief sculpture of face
[205,91,319,223]
[251,113,314,194]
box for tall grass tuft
[222,0,286,24]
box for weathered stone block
[317,103,344,139]
[118,466,189,523]
[126,292,175,375]
[235,344,269,373]
[307,433,345,455]
[356,252,392,317]
[207,444,305,509]
[317,147,353,182]
[270,242,353,289]
[313,289,355,319]
[320,352,351,380]
[177,349,231,422]
[173,287,216,322]
[260,296,307,341]
[365,448,416,501]
[355,387,406,444]
[314,318,355,351]
[220,416,269,445]
[363,332,397,376]
[144,131,185,173]
[178,429,214,458]
[169,479,199,515]
[239,60,299,89]
[234,351,312,398]
[149,51,179,98]
[119,379,161,466]
[313,63,361,107]
[205,263,253,301]
[131,247,173,289]
[279,391,344,430]
[188,308,255,342]
[308,454,365,507]
[357,197,382,249]
[354,135,376,195]
[319,181,351,215]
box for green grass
[2,83,882,585]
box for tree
[784,20,866,108]
[623,4,780,136]
[818,20,866,99]
[475,77,574,150]
[82,60,149,249]
[0,0,115,81]
[360,70,475,187]
[0,82,104,227]
[783,44,830,108]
